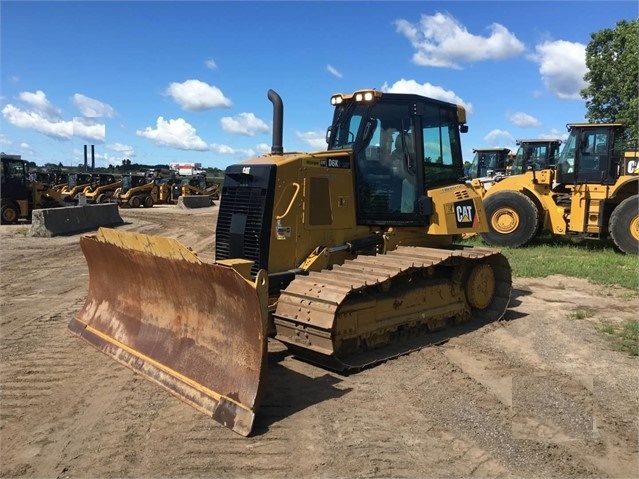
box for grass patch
[459,234,639,290]
[598,320,639,356]
[567,309,593,320]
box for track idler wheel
[465,263,496,310]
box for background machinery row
[1,154,221,224]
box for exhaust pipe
[267,89,283,155]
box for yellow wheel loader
[466,147,512,182]
[479,123,638,254]
[69,89,513,436]
[1,154,68,223]
[468,139,563,196]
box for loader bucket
[69,228,268,436]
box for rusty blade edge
[68,316,256,437]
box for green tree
[581,19,639,148]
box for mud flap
[69,228,268,436]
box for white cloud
[165,79,232,111]
[210,143,269,159]
[18,90,61,119]
[0,133,11,145]
[73,117,106,143]
[538,128,569,141]
[508,112,541,128]
[107,142,135,157]
[327,65,343,78]
[210,143,236,154]
[220,112,269,136]
[528,40,588,100]
[381,78,473,114]
[255,143,270,154]
[137,117,209,151]
[72,94,116,118]
[484,129,515,146]
[2,103,72,140]
[19,142,33,155]
[295,130,326,150]
[205,58,217,70]
[396,12,525,69]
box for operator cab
[509,139,563,175]
[1,154,29,201]
[326,90,468,226]
[555,123,625,185]
[467,148,512,179]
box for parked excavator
[69,89,513,436]
[1,153,68,224]
[479,123,638,254]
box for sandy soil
[1,205,637,479]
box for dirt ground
[1,205,637,479]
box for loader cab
[468,148,511,179]
[555,124,624,185]
[67,173,92,190]
[327,90,467,226]
[510,139,562,175]
[1,155,30,201]
[121,174,146,194]
[95,174,117,186]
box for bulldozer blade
[69,228,268,436]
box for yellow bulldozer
[69,89,513,436]
[478,123,638,254]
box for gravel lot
[1,205,637,478]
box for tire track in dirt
[439,310,638,479]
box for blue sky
[1,1,637,170]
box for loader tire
[143,195,154,208]
[609,194,639,255]
[481,191,540,248]
[1,203,19,224]
[129,196,142,208]
[96,194,105,204]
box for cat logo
[454,199,476,228]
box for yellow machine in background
[114,174,162,208]
[468,139,563,196]
[59,173,93,202]
[82,173,122,204]
[466,147,512,182]
[69,89,513,436]
[479,123,638,254]
[1,154,68,223]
